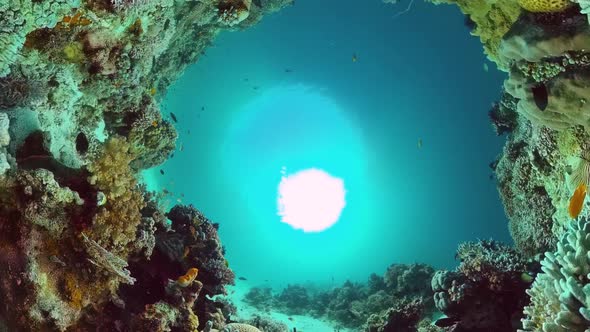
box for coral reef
[0,0,291,329]
[428,0,521,69]
[520,220,590,331]
[244,263,435,331]
[432,240,534,331]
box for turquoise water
[152,0,511,288]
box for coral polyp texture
[517,0,573,12]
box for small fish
[170,153,175,158]
[253,86,259,90]
[181,193,185,197]
[160,169,164,175]
[288,317,294,321]
[177,198,182,203]
[417,138,422,149]
[179,144,184,152]
[285,68,293,73]
[569,183,587,219]
[201,106,205,111]
[149,87,157,96]
[151,120,158,127]
[352,53,358,62]
[238,277,247,281]
[521,272,534,283]
[187,130,191,135]
[483,63,489,72]
[170,112,178,123]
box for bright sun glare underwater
[277,167,347,232]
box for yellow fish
[352,53,357,62]
[569,183,587,219]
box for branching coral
[520,220,590,332]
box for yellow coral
[517,0,572,12]
[63,42,85,63]
[64,274,83,309]
[87,137,145,254]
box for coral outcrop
[0,0,291,330]
[244,263,436,331]
[520,220,590,332]
[432,240,533,331]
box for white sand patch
[226,282,352,332]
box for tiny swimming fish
[569,183,587,219]
[238,277,247,280]
[352,53,358,62]
[152,120,158,127]
[170,112,178,123]
[521,272,534,283]
[179,144,184,152]
[417,138,422,149]
[160,169,164,175]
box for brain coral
[520,220,590,331]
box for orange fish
[569,183,587,219]
[177,267,199,287]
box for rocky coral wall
[426,0,590,331]
[0,0,292,330]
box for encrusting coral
[517,0,573,12]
